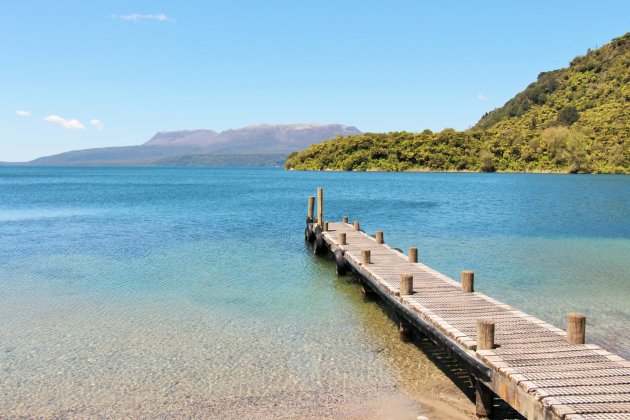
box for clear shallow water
[0,167,628,415]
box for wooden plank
[572,414,630,419]
[503,362,630,374]
[552,402,630,413]
[518,369,630,381]
[545,393,630,405]
[522,376,630,388]
[490,350,606,362]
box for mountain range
[16,124,361,166]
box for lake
[1,167,628,417]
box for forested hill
[285,33,629,174]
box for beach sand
[8,386,473,419]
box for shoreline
[4,387,475,419]
[288,167,628,174]
[2,165,629,174]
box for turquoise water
[1,167,629,415]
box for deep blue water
[1,167,628,414]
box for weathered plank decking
[314,218,630,419]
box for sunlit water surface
[1,167,628,415]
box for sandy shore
[2,383,474,419]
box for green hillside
[286,33,629,174]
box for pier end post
[376,230,384,244]
[354,221,360,231]
[567,313,586,345]
[461,270,474,293]
[307,196,315,220]
[317,188,323,226]
[342,216,348,224]
[408,247,418,263]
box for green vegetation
[286,33,629,174]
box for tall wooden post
[339,232,346,245]
[317,188,323,226]
[342,216,348,224]
[400,274,413,295]
[361,249,371,264]
[307,196,315,220]
[376,230,384,244]
[474,319,495,417]
[354,221,360,231]
[567,313,586,345]
[408,247,418,263]
[461,270,474,293]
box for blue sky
[1,1,628,161]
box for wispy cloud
[44,115,86,130]
[477,94,489,101]
[117,13,173,22]
[90,119,104,130]
[16,110,31,117]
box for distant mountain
[144,129,220,146]
[144,124,361,153]
[25,124,361,166]
[152,153,287,167]
[29,145,211,166]
[287,33,629,173]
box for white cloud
[90,119,104,130]
[118,13,173,22]
[16,110,31,117]
[477,94,489,101]
[44,115,86,130]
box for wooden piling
[342,216,348,224]
[567,313,586,345]
[339,232,346,245]
[361,249,371,264]
[477,320,495,350]
[307,196,315,220]
[400,274,413,295]
[399,321,412,342]
[323,222,328,232]
[461,270,474,293]
[317,188,323,226]
[354,221,360,231]
[470,374,494,418]
[408,247,418,263]
[376,230,384,244]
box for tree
[542,126,570,163]
[565,130,590,173]
[479,150,496,172]
[557,106,580,125]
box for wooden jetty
[305,188,630,419]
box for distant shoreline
[2,164,628,174]
[285,167,626,175]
